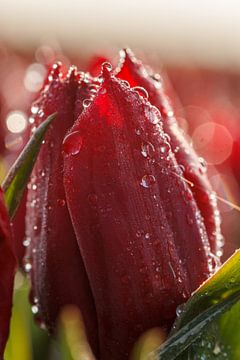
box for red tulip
[115,49,223,257]
[0,188,16,358]
[25,63,98,355]
[63,63,217,359]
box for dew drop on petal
[160,145,167,153]
[83,99,92,109]
[132,86,149,99]
[88,193,98,206]
[141,142,155,158]
[136,230,143,238]
[135,128,142,136]
[140,174,156,188]
[31,105,39,114]
[24,261,32,273]
[57,199,66,207]
[31,305,39,314]
[121,80,130,88]
[198,157,207,174]
[144,233,151,240]
[102,62,112,72]
[63,131,83,156]
[23,237,31,247]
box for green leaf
[5,273,51,360]
[2,113,56,218]
[154,250,240,360]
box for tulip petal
[116,49,222,257]
[25,64,98,355]
[64,67,212,360]
[0,189,16,358]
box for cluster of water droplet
[189,322,230,359]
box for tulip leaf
[2,113,56,218]
[154,250,240,360]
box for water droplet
[208,252,221,272]
[39,321,47,330]
[32,184,37,190]
[186,214,194,225]
[99,87,107,95]
[213,342,221,355]
[31,105,39,114]
[31,126,37,134]
[31,305,39,314]
[167,110,174,117]
[132,86,149,99]
[136,230,143,238]
[57,199,66,207]
[160,145,167,153]
[102,62,112,72]
[179,164,185,173]
[24,262,32,273]
[29,116,35,124]
[48,62,61,81]
[67,65,77,80]
[83,98,92,109]
[139,266,148,274]
[144,233,151,240]
[88,193,98,205]
[33,225,38,231]
[140,174,156,188]
[141,142,155,158]
[38,109,44,118]
[121,80,130,88]
[23,237,31,247]
[63,131,83,156]
[148,106,161,124]
[135,128,142,136]
[176,303,185,317]
[199,157,207,173]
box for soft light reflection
[6,111,27,133]
[192,122,233,165]
[5,134,23,151]
[24,63,46,92]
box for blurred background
[1,1,240,359]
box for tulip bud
[25,63,98,355]
[116,49,223,257]
[63,65,215,360]
[0,188,16,358]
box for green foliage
[155,251,240,359]
[4,274,50,360]
[2,113,56,218]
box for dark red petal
[25,64,98,355]
[63,68,212,360]
[0,188,16,357]
[116,49,222,257]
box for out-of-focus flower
[0,188,16,358]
